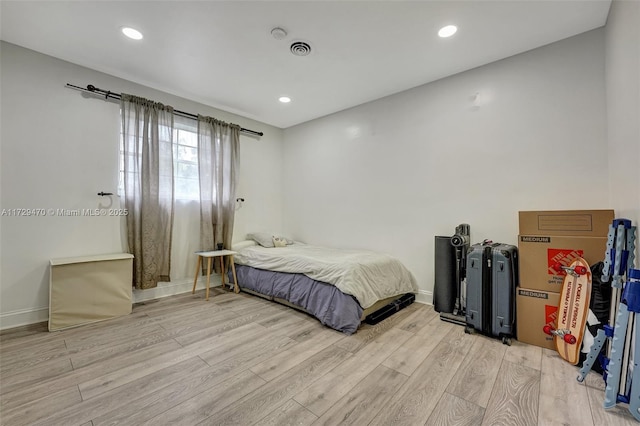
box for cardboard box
[516,287,560,350]
[519,210,614,237]
[518,235,607,292]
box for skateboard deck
[554,257,592,364]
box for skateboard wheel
[543,325,553,335]
[564,334,577,344]
[574,266,587,275]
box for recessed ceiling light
[279,96,291,103]
[438,25,457,38]
[121,27,143,40]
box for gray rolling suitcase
[465,241,518,345]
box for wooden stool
[192,250,239,300]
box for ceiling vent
[290,41,311,56]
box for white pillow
[231,240,257,251]
[247,232,294,248]
[247,232,276,248]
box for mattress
[232,242,418,309]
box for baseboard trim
[415,290,433,305]
[132,276,220,303]
[1,281,430,330]
[0,306,49,330]
[0,277,218,331]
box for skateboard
[542,257,592,364]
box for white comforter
[233,243,418,309]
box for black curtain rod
[65,83,264,137]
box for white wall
[282,29,609,303]
[4,19,630,327]
[605,0,640,228]
[0,42,284,328]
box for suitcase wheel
[501,336,512,346]
[464,325,475,335]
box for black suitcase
[465,241,518,345]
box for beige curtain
[197,115,240,255]
[121,94,175,289]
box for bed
[229,237,418,334]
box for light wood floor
[1,289,638,426]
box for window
[173,127,199,201]
[119,120,200,201]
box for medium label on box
[518,289,549,299]
[520,236,551,243]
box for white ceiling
[1,1,611,129]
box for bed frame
[230,263,411,334]
[240,287,402,322]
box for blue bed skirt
[229,264,364,334]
